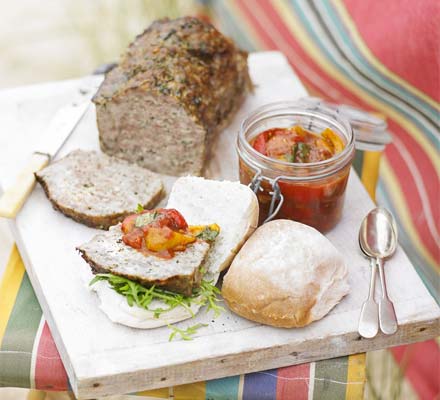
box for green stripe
[352,149,364,178]
[0,272,42,388]
[206,375,240,399]
[288,0,439,145]
[213,1,258,52]
[313,356,349,399]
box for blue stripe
[319,0,439,123]
[288,0,439,146]
[243,369,278,400]
[206,375,240,399]
[213,1,258,52]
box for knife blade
[0,75,104,218]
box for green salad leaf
[136,203,144,213]
[168,323,208,341]
[288,142,311,163]
[89,274,225,320]
[135,211,158,228]
[196,279,224,317]
[196,227,220,241]
[89,274,194,318]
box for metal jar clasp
[248,170,284,223]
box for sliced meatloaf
[35,149,164,229]
[93,16,252,176]
[77,225,210,295]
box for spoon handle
[358,258,379,338]
[377,258,398,335]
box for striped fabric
[207,0,439,300]
[202,0,439,398]
[0,245,366,399]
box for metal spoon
[357,254,379,338]
[359,207,398,335]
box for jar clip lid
[298,97,393,151]
[249,170,284,223]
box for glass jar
[237,100,356,232]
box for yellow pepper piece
[145,227,196,252]
[188,223,220,236]
[321,128,344,154]
[293,125,306,137]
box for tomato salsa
[121,208,219,259]
[252,126,344,163]
[239,125,351,232]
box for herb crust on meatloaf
[93,16,252,176]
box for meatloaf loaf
[93,16,252,176]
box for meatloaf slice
[93,16,252,176]
[35,149,164,229]
[77,225,211,296]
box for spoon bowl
[359,208,397,260]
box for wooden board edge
[75,316,439,399]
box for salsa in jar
[237,102,355,232]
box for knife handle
[0,152,50,218]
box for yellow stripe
[26,390,46,400]
[381,157,439,271]
[136,387,169,398]
[173,381,205,400]
[224,0,267,50]
[237,374,244,399]
[0,245,25,345]
[333,0,440,111]
[361,151,382,202]
[345,353,366,399]
[271,0,440,174]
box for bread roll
[221,220,349,328]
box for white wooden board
[1,52,438,399]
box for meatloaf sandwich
[77,177,259,329]
[93,16,252,176]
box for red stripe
[236,0,439,262]
[276,364,310,400]
[34,322,69,391]
[391,341,440,400]
[384,123,439,259]
[343,0,440,101]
